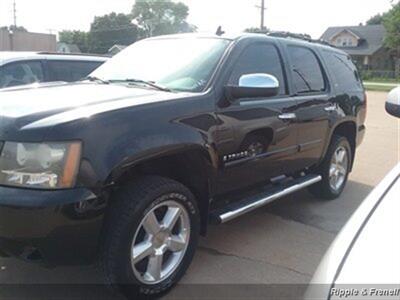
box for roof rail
[37,52,111,58]
[267,31,334,47]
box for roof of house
[320,24,386,56]
[108,44,127,52]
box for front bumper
[0,186,106,266]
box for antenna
[13,0,17,27]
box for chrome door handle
[278,113,297,120]
[324,105,336,112]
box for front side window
[92,38,231,92]
[228,43,286,95]
[0,61,44,88]
[288,46,326,94]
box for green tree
[1,25,28,32]
[383,3,400,50]
[366,13,387,25]
[131,0,196,37]
[89,12,140,54]
[59,30,90,53]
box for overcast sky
[0,0,395,39]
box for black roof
[320,25,386,56]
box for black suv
[0,33,366,298]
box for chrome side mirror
[386,87,400,118]
[225,73,280,101]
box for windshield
[92,37,230,92]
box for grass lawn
[364,84,395,92]
[363,77,399,84]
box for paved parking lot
[0,91,398,299]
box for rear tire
[309,135,352,200]
[100,176,200,299]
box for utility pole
[260,0,265,30]
[255,0,267,31]
[13,0,17,27]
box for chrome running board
[211,174,322,224]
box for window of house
[287,46,326,94]
[0,60,44,88]
[228,43,286,95]
[348,39,353,46]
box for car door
[215,41,300,194]
[285,44,331,170]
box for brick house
[321,25,398,76]
[0,27,56,52]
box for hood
[0,82,184,140]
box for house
[57,42,81,54]
[321,24,397,73]
[108,44,127,56]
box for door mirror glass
[226,73,280,101]
[386,87,400,118]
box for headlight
[0,141,81,189]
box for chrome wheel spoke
[145,253,163,282]
[337,165,346,175]
[337,150,346,164]
[168,235,187,252]
[329,165,336,177]
[132,241,153,264]
[143,211,161,236]
[163,207,181,231]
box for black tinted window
[288,46,325,94]
[323,51,362,91]
[229,43,286,95]
[48,61,103,82]
[0,61,44,88]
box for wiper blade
[110,79,172,92]
[82,76,109,84]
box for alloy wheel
[130,200,191,284]
[329,146,349,191]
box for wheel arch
[105,146,217,236]
[325,120,357,170]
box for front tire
[309,135,352,200]
[100,176,200,298]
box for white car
[306,89,400,299]
[0,52,107,90]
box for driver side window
[0,61,44,89]
[228,43,286,95]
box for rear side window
[287,46,325,94]
[228,43,286,95]
[0,61,44,88]
[47,60,103,82]
[323,51,362,91]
